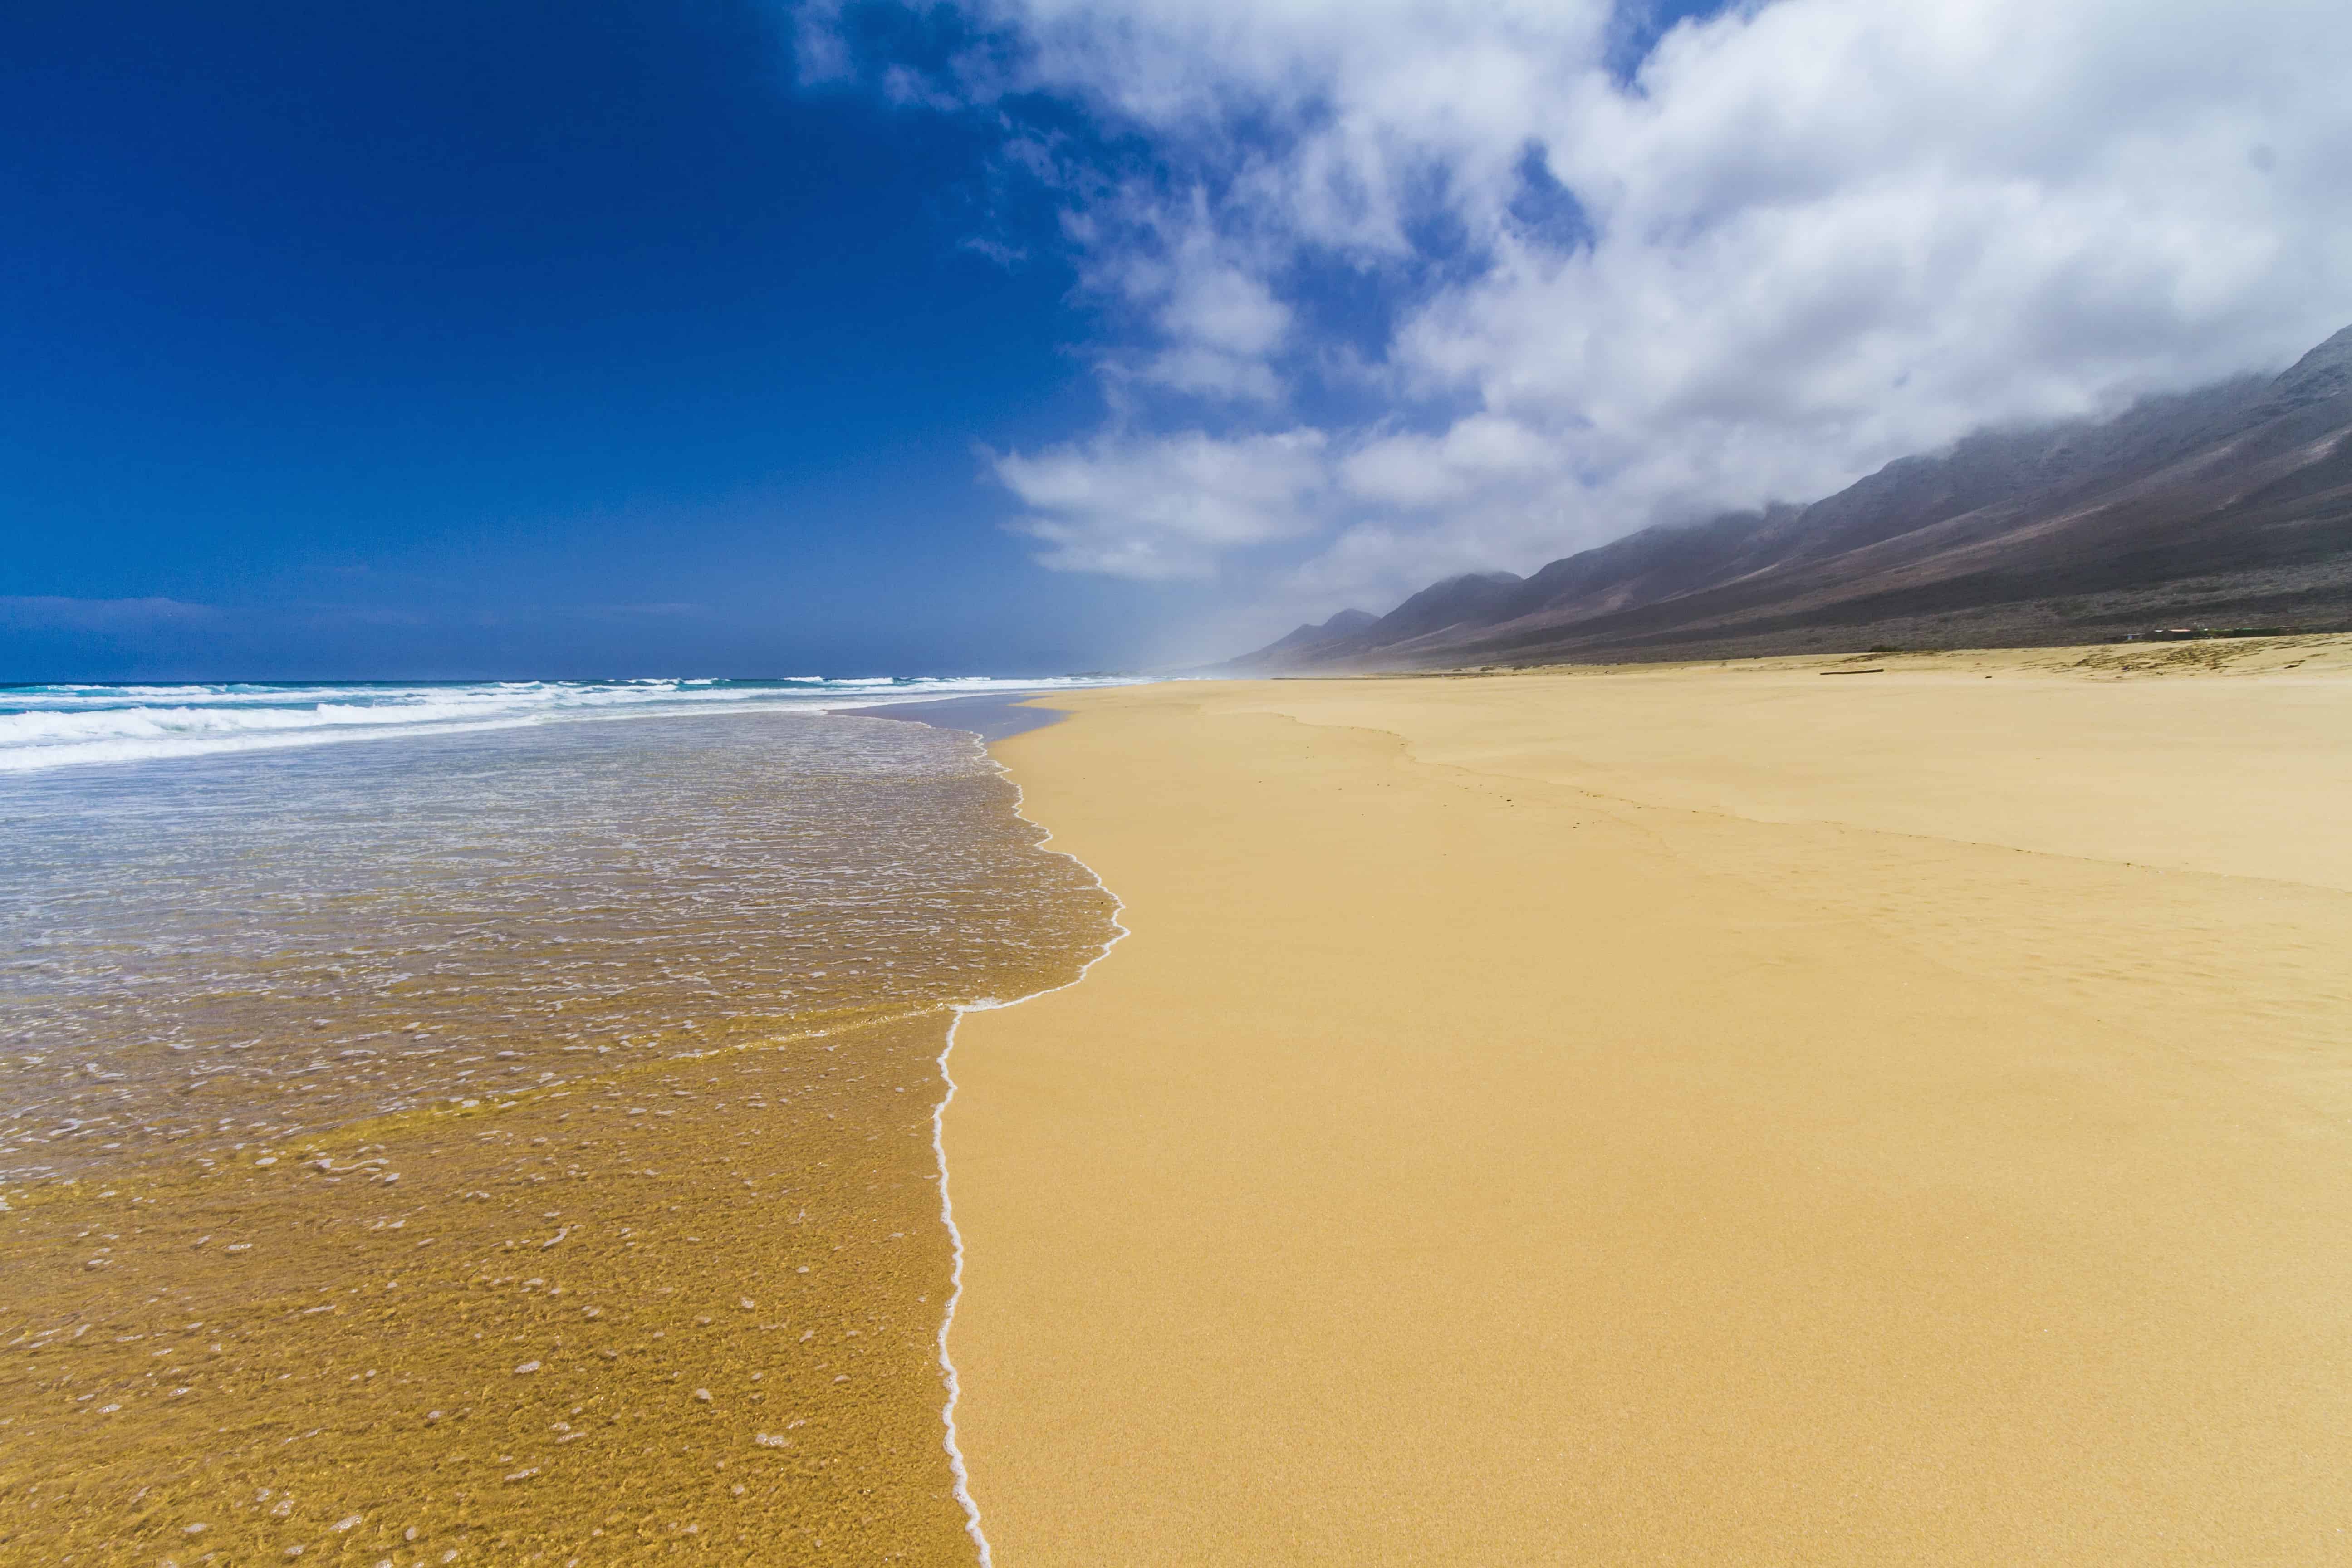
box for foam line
[0,676,1133,773]
[931,726,1131,1568]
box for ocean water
[0,683,1123,1560]
[0,675,1113,773]
[0,684,1119,1189]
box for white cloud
[1340,415,1554,508]
[1143,260,1292,401]
[827,0,2352,637]
[992,428,1331,578]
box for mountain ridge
[1226,326,2352,671]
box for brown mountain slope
[1230,325,2352,670]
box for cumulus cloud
[1145,261,1291,401]
[992,428,1330,578]
[821,0,2352,632]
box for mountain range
[1228,324,2352,671]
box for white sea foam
[932,729,1130,1568]
[0,676,1124,773]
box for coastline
[0,1009,983,1563]
[0,708,1119,1565]
[837,693,1079,743]
[933,735,1133,1568]
[945,638,2352,1564]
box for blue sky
[7,0,2350,679]
[3,1,1149,678]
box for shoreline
[837,692,1079,743]
[936,725,1134,1568]
[944,637,2352,1564]
[0,706,1121,1565]
[0,1008,984,1563]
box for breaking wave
[0,676,1120,772]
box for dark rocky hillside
[1228,325,2352,670]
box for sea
[0,676,1124,1563]
[0,677,1125,1186]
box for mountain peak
[1227,606,1382,668]
[2261,323,2352,413]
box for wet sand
[836,695,1074,743]
[947,636,2352,1565]
[1,1013,976,1565]
[0,710,1118,1566]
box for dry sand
[947,635,2352,1565]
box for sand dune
[948,637,2352,1565]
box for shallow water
[0,709,1107,1188]
[0,703,1117,1564]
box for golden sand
[947,635,2352,1565]
[1,1013,976,1565]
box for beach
[3,1013,978,1562]
[946,637,2352,1564]
[20,0,2352,1556]
[0,701,1117,1564]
